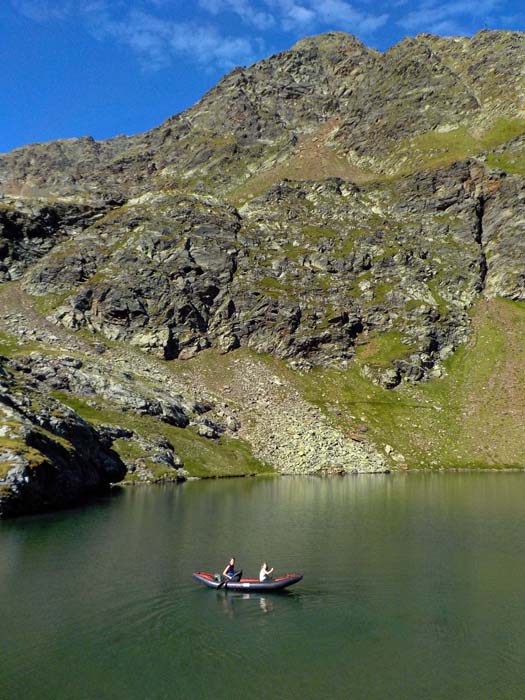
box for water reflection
[3,474,525,700]
[215,590,300,617]
[259,596,272,614]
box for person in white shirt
[259,562,274,582]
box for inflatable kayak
[192,571,303,591]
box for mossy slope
[50,393,271,480]
[294,299,525,468]
[174,298,525,470]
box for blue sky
[1,0,524,153]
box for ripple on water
[3,476,525,700]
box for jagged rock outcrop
[1,31,523,198]
[16,159,523,383]
[0,357,126,517]
[0,201,120,282]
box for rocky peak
[1,30,524,200]
[2,30,525,515]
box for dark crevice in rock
[475,194,488,293]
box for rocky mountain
[1,30,525,516]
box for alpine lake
[2,473,525,700]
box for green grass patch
[396,118,525,174]
[301,225,339,241]
[291,299,525,469]
[255,276,291,298]
[426,279,449,316]
[334,228,371,258]
[0,331,47,357]
[486,138,525,175]
[0,436,50,476]
[32,291,72,315]
[486,152,525,175]
[51,392,272,478]
[111,438,176,483]
[280,243,309,260]
[112,438,148,462]
[354,330,414,369]
[480,119,525,149]
[369,281,394,304]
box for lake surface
[2,474,525,699]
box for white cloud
[281,3,317,30]
[85,7,257,71]
[399,0,502,33]
[92,9,173,70]
[9,0,258,71]
[265,0,388,35]
[198,0,275,29]
[195,0,388,36]
[170,23,256,68]
[11,0,72,21]
[9,0,389,73]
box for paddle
[217,570,242,589]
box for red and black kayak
[192,571,303,591]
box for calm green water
[2,474,525,699]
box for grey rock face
[0,201,117,282]
[0,31,523,198]
[7,352,197,428]
[18,160,512,381]
[0,366,126,518]
[482,174,525,300]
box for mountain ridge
[1,29,525,516]
[1,29,523,200]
